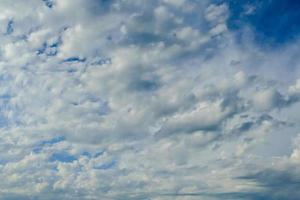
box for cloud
[0,0,299,199]
[236,167,300,200]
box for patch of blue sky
[41,136,66,146]
[222,0,300,46]
[0,94,12,101]
[63,57,87,63]
[0,159,7,165]
[33,136,65,153]
[81,150,105,158]
[49,150,109,164]
[36,43,47,55]
[49,41,60,48]
[94,151,105,157]
[81,151,92,158]
[37,42,58,56]
[42,0,54,9]
[49,152,77,163]
[5,20,13,35]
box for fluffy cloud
[0,0,299,199]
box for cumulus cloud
[0,0,299,199]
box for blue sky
[0,0,299,200]
[226,0,300,46]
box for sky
[0,0,300,199]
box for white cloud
[0,0,298,199]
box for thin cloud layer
[0,0,299,199]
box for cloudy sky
[0,0,300,199]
